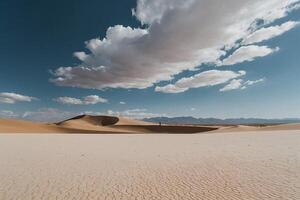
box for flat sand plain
[1,130,300,199]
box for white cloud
[83,109,166,119]
[132,0,195,25]
[155,70,246,93]
[50,0,299,90]
[54,95,108,105]
[291,3,300,10]
[220,45,279,66]
[22,108,77,122]
[55,97,83,105]
[243,21,300,45]
[84,109,166,119]
[1,107,165,122]
[120,101,126,105]
[220,78,265,92]
[0,110,19,118]
[83,95,108,104]
[0,92,37,104]
[220,79,244,92]
[244,78,265,86]
[155,84,188,94]
[105,109,166,119]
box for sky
[0,0,300,121]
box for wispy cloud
[1,105,166,122]
[220,78,265,92]
[105,109,166,119]
[0,110,19,118]
[220,79,244,92]
[22,108,77,122]
[219,46,279,66]
[73,109,166,120]
[0,92,37,104]
[155,70,246,93]
[54,95,108,105]
[243,21,300,45]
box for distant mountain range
[143,117,300,125]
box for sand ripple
[0,131,300,199]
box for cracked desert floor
[1,131,300,200]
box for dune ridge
[1,115,300,133]
[0,115,218,133]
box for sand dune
[0,118,124,134]
[1,117,300,199]
[1,115,300,133]
[0,115,218,133]
[214,125,262,132]
[0,118,66,133]
[261,123,300,131]
[1,131,300,199]
[55,115,128,133]
[214,123,300,133]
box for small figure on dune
[159,122,162,127]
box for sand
[0,118,121,134]
[1,130,300,199]
[211,123,300,133]
[2,115,300,134]
[0,115,218,134]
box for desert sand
[0,131,300,199]
[2,115,300,134]
[0,115,219,133]
[1,116,300,199]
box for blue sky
[0,0,300,121]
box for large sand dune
[0,131,300,199]
[1,115,300,134]
[0,118,78,133]
[0,115,218,133]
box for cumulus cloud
[155,70,246,93]
[243,21,300,45]
[132,0,195,25]
[0,92,37,104]
[50,0,299,90]
[220,45,279,66]
[220,78,265,92]
[54,95,108,105]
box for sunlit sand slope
[0,115,218,133]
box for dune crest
[2,115,300,134]
[57,115,120,126]
[0,115,218,133]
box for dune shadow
[100,116,119,126]
[114,125,218,134]
[56,115,119,126]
